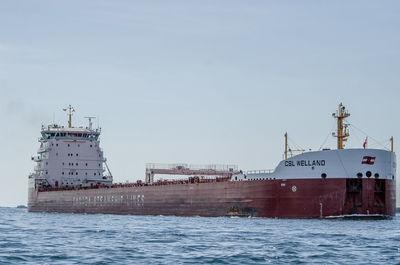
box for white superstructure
[29,106,112,189]
[232,148,396,181]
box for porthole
[62,172,64,175]
[76,154,78,156]
[68,144,70,147]
[357,173,363,178]
[321,173,327,179]
[86,163,88,166]
[76,163,78,166]
[366,171,372,178]
[374,173,379,179]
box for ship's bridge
[41,124,100,140]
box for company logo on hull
[362,156,376,165]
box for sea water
[0,207,399,264]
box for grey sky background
[0,1,399,206]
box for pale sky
[0,1,399,206]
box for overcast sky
[0,0,399,206]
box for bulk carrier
[28,104,396,218]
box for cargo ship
[28,104,397,218]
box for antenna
[63,105,75,128]
[84,116,96,130]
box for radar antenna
[84,116,96,130]
[332,103,350,149]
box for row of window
[50,143,98,148]
[43,132,99,140]
[54,153,102,157]
[61,172,102,176]
[62,162,101,166]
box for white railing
[246,169,274,174]
[146,163,238,172]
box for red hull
[28,178,396,218]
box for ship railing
[245,169,274,174]
[146,163,238,172]
[37,175,232,192]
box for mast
[390,136,394,152]
[64,105,74,128]
[284,132,288,160]
[332,103,350,149]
